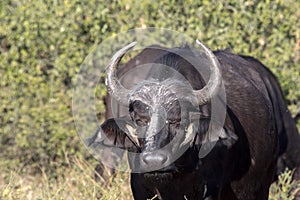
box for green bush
[0,0,299,177]
[269,169,300,200]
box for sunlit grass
[0,157,299,200]
[0,157,132,200]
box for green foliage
[0,0,299,190]
[269,169,300,200]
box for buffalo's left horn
[105,42,137,104]
[193,40,222,105]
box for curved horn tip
[129,41,138,46]
[125,41,138,50]
[112,41,138,59]
[196,40,211,52]
[196,39,202,45]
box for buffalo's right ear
[195,118,238,148]
[201,120,238,148]
[87,117,140,151]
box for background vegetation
[0,0,299,199]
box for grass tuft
[269,169,300,200]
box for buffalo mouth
[142,165,178,181]
[143,170,175,185]
[142,165,199,187]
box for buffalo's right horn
[105,42,137,104]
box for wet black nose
[142,153,167,166]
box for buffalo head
[98,41,236,173]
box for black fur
[91,45,300,200]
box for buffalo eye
[129,100,151,126]
[135,118,150,127]
[165,100,181,125]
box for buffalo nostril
[142,153,167,166]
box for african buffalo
[90,41,300,200]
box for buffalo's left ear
[87,117,139,150]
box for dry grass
[0,157,132,200]
[0,157,299,200]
